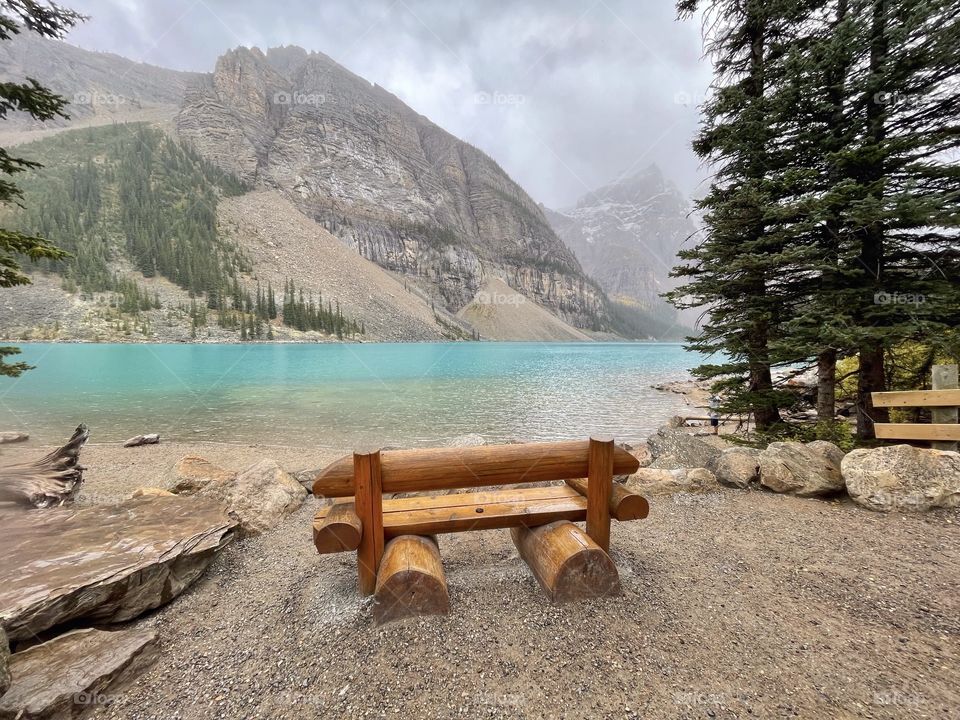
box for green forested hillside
[11,123,250,296]
[5,123,365,340]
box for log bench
[311,436,647,623]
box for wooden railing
[871,364,959,451]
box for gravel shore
[7,442,960,719]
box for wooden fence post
[931,364,958,452]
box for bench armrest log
[313,501,363,554]
[312,440,641,497]
[565,478,649,521]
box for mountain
[175,46,608,329]
[0,34,199,135]
[546,165,695,308]
[0,38,679,342]
[0,123,465,342]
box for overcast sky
[64,0,711,209]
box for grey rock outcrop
[708,447,762,489]
[0,497,236,642]
[625,467,718,496]
[842,445,960,512]
[646,427,722,470]
[758,441,845,496]
[0,432,28,445]
[0,628,158,719]
[176,46,608,328]
[197,458,307,536]
[171,455,237,496]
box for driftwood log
[123,433,160,448]
[0,424,89,507]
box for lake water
[0,342,700,448]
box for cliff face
[176,46,606,327]
[546,165,695,307]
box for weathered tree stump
[313,501,363,554]
[0,425,89,507]
[511,520,621,602]
[373,535,449,624]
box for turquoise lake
[0,342,700,448]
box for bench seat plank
[381,486,588,537]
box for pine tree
[669,0,802,429]
[674,0,960,439]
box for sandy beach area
[3,440,957,719]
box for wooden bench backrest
[312,439,640,497]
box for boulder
[842,444,960,512]
[198,458,306,536]
[0,628,9,698]
[625,467,718,496]
[0,432,28,445]
[630,444,653,469]
[0,496,236,642]
[130,487,175,498]
[709,447,762,489]
[758,441,844,496]
[0,628,158,719]
[646,427,721,470]
[806,440,846,468]
[292,469,316,494]
[170,455,236,496]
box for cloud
[64,0,711,207]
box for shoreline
[3,439,957,719]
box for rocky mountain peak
[547,166,695,309]
[177,45,607,328]
[577,164,678,210]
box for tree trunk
[743,14,781,432]
[855,0,890,441]
[817,349,837,421]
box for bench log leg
[511,520,621,603]
[374,535,450,624]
